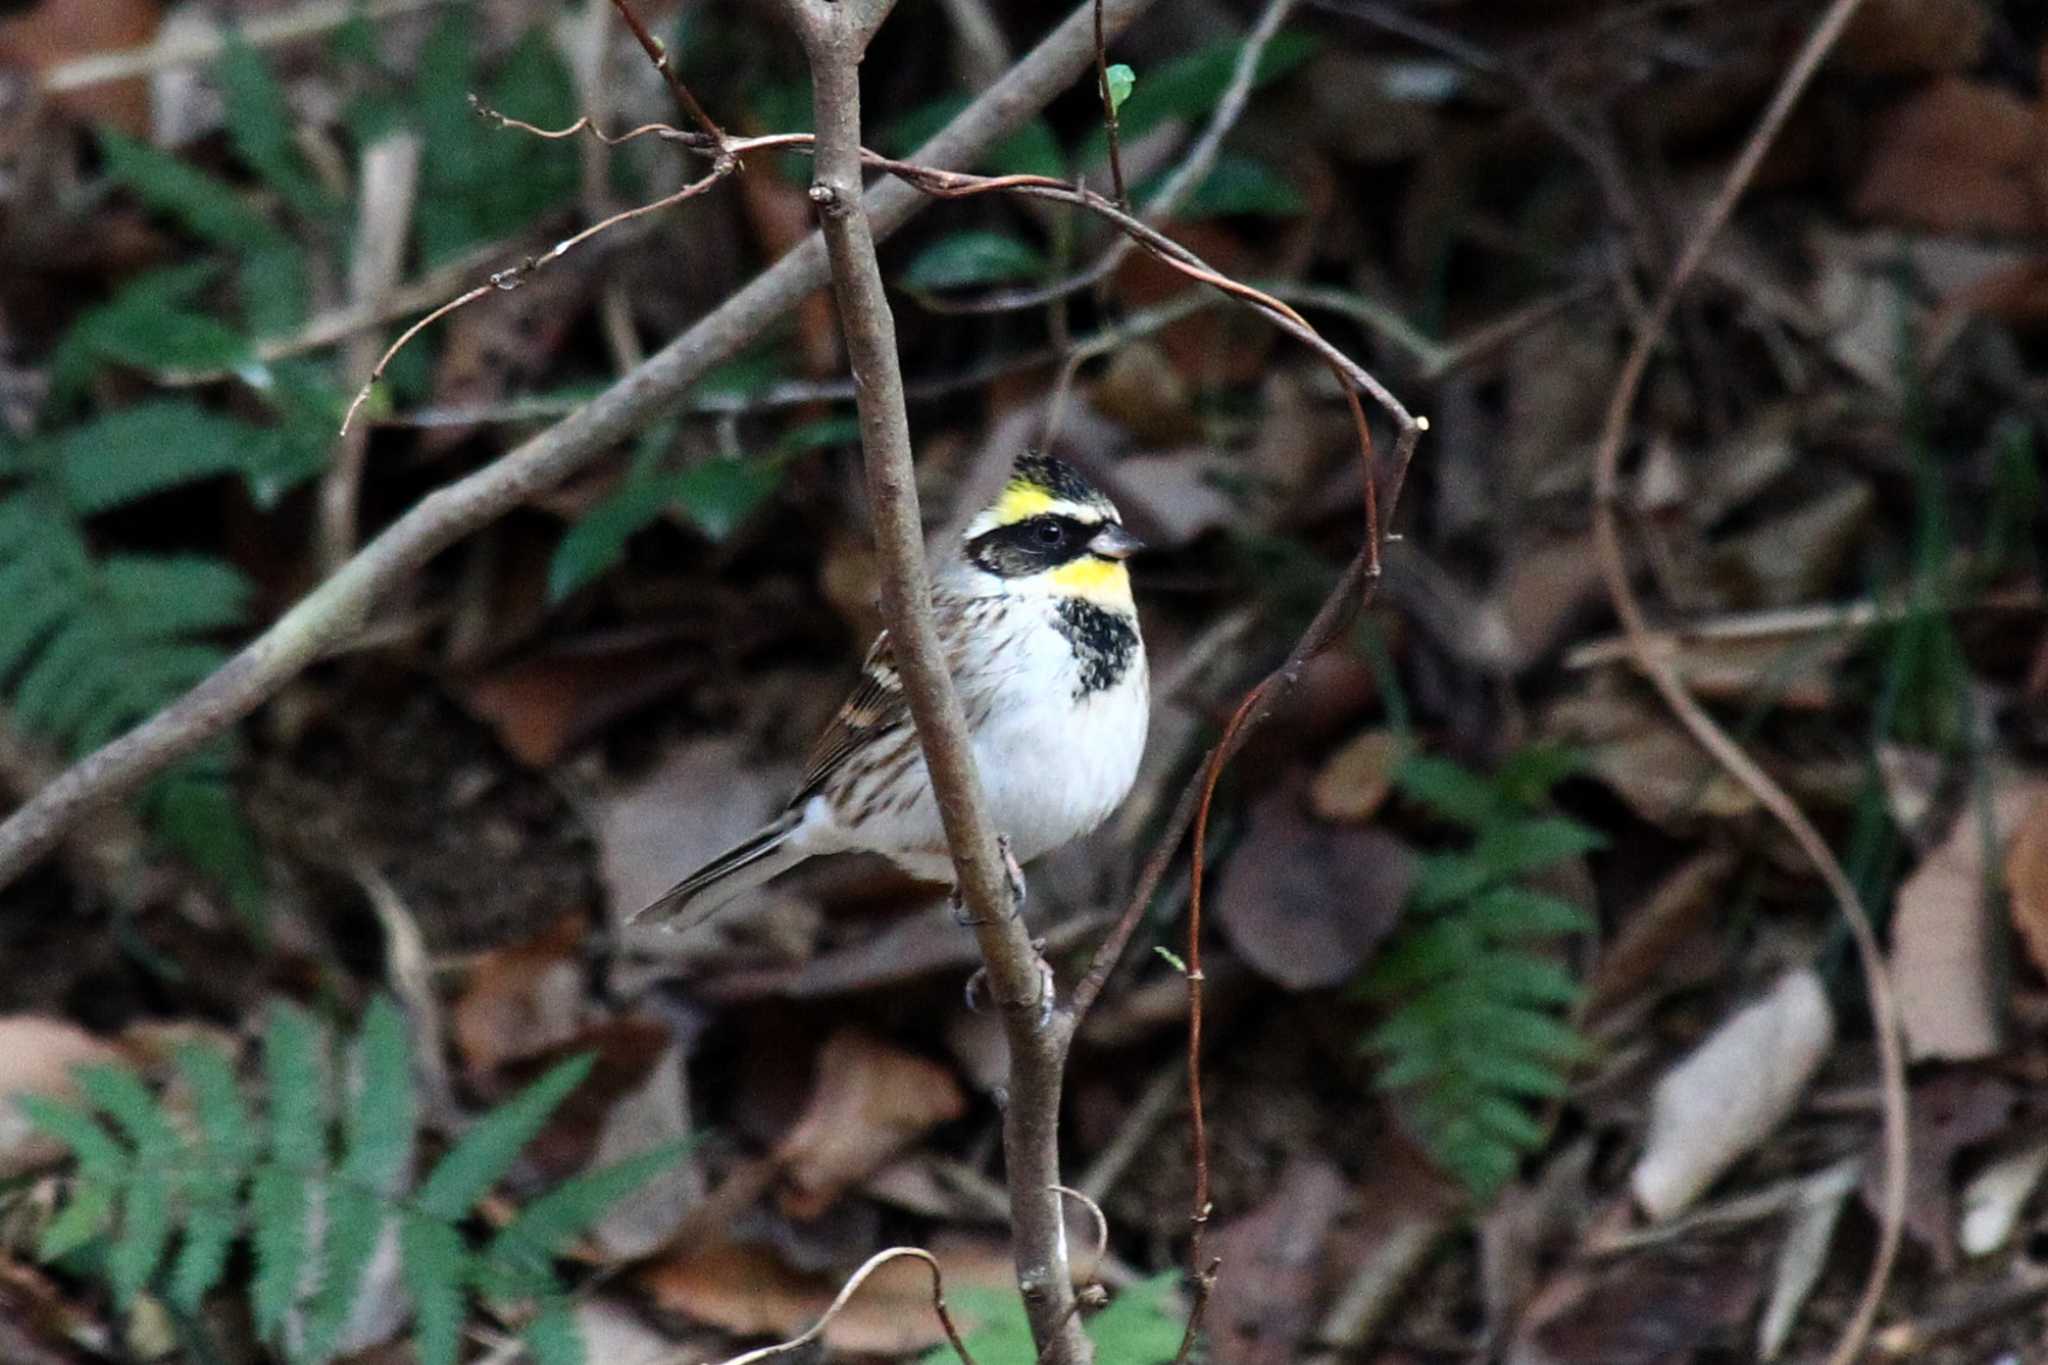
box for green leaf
[39,1177,117,1261]
[99,130,282,252]
[1469,817,1605,882]
[674,459,781,542]
[1492,745,1587,809]
[1080,30,1318,164]
[400,1215,468,1365]
[413,18,579,265]
[1174,154,1305,218]
[167,1043,249,1310]
[17,1095,128,1181]
[416,1053,592,1222]
[1105,63,1136,114]
[108,1161,172,1305]
[1462,886,1595,938]
[298,1183,387,1362]
[547,476,678,602]
[486,1139,693,1292]
[1397,754,1506,828]
[56,401,269,515]
[249,1162,311,1337]
[340,996,415,1193]
[1087,1271,1183,1363]
[521,1299,584,1365]
[779,416,861,452]
[901,231,1047,292]
[263,1003,326,1172]
[220,32,336,223]
[52,264,253,393]
[74,1065,177,1154]
[169,1204,240,1313]
[147,767,266,925]
[239,238,309,338]
[1472,952,1580,1006]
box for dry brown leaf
[450,913,587,1083]
[1631,968,1835,1221]
[638,1234,1013,1354]
[0,1016,121,1178]
[773,1029,968,1220]
[1838,0,1990,74]
[458,635,703,767]
[1860,1071,2015,1270]
[1511,1240,1761,1365]
[1490,533,1612,669]
[1207,1158,1349,1365]
[2004,791,2048,979]
[1853,78,2045,236]
[1309,730,1401,825]
[1583,847,1740,1018]
[1708,483,1875,610]
[1547,687,1758,828]
[1892,780,2048,1061]
[597,737,798,936]
[1214,785,1413,991]
[0,0,159,135]
[589,1036,702,1258]
[637,1240,826,1343]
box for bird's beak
[1089,522,1144,560]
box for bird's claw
[947,835,1027,925]
[964,938,1054,1024]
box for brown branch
[0,0,1168,893]
[1581,4,1905,1365]
[605,0,729,156]
[782,0,1090,1361]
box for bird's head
[961,454,1143,611]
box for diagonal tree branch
[0,0,1162,893]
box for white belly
[819,596,1149,881]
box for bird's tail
[631,811,806,933]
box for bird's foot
[946,835,1027,925]
[1000,835,1027,914]
[963,937,1055,1025]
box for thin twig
[338,155,745,433]
[1092,0,1128,208]
[934,0,1298,317]
[0,0,1170,892]
[606,0,731,155]
[706,1247,979,1365]
[1582,3,1904,1364]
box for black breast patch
[1053,598,1139,698]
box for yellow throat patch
[1048,554,1134,608]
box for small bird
[634,452,1149,933]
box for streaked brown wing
[792,630,912,804]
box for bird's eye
[1035,520,1066,547]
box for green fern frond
[521,1299,584,1365]
[28,1001,686,1364]
[98,129,282,252]
[484,1138,694,1294]
[400,1214,469,1365]
[1362,750,1600,1200]
[339,996,415,1193]
[415,1054,593,1223]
